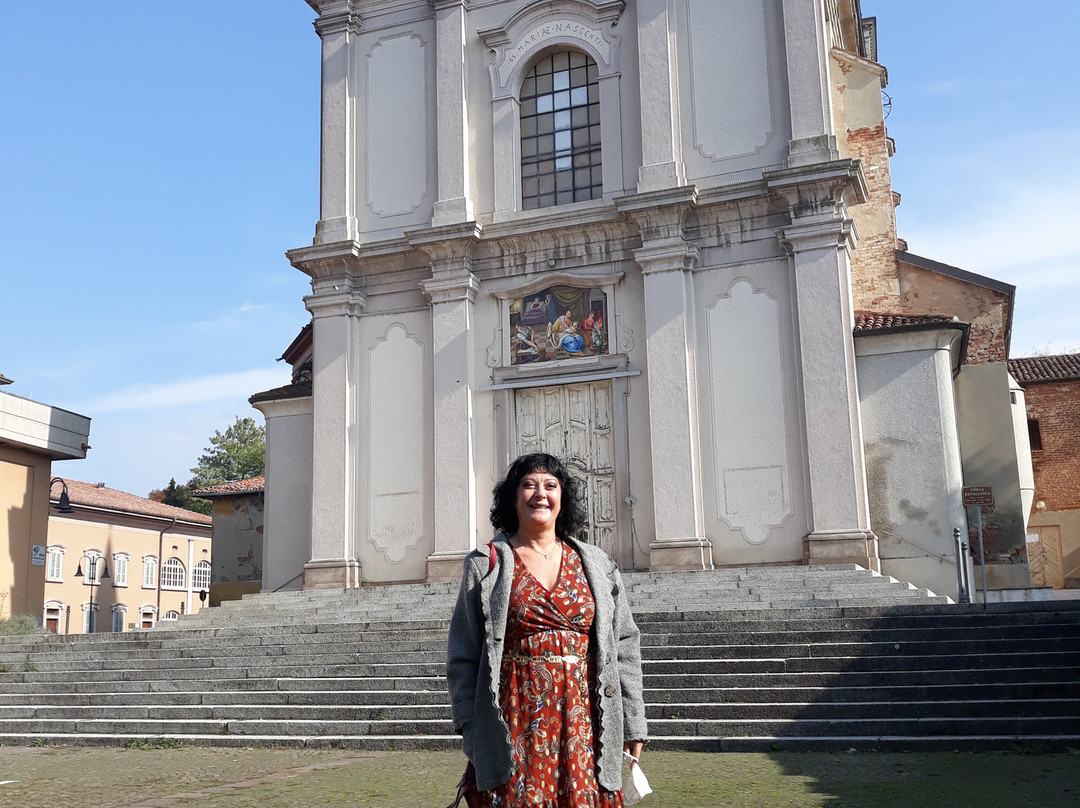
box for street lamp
[49,477,74,514]
[74,554,110,633]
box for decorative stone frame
[491,270,624,374]
[478,0,626,220]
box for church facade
[252,0,1034,600]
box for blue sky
[3,1,1078,499]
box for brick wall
[898,262,1010,364]
[1024,380,1080,511]
[831,49,902,312]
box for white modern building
[252,0,1033,599]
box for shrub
[0,615,46,636]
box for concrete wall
[253,396,312,593]
[955,363,1033,591]
[855,328,967,599]
[0,446,50,621]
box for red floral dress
[481,546,623,808]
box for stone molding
[309,0,363,37]
[477,0,625,98]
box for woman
[447,453,647,807]
[550,310,585,355]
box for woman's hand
[623,739,644,763]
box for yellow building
[0,384,91,623]
[44,479,213,633]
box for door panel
[514,382,619,563]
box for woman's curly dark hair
[490,453,587,540]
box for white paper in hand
[622,755,653,806]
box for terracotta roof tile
[52,479,212,525]
[193,476,266,497]
[1008,353,1080,384]
[853,312,959,332]
[249,380,312,404]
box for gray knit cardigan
[446,534,648,792]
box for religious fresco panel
[509,285,609,364]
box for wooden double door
[513,381,623,566]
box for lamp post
[49,477,74,514]
[74,554,110,633]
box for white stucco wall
[954,362,1033,591]
[253,397,313,592]
[855,328,968,599]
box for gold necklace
[519,538,561,560]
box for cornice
[763,158,868,209]
[309,0,364,36]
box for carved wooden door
[514,382,619,563]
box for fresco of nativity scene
[509,285,609,365]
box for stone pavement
[1,745,1077,808]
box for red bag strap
[487,541,497,573]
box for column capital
[765,159,868,213]
[779,217,858,255]
[408,221,482,275]
[304,279,367,319]
[420,272,480,305]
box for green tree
[188,416,266,489]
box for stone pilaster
[302,274,366,588]
[780,0,839,167]
[412,224,483,581]
[620,190,712,571]
[431,0,474,227]
[768,162,879,571]
[310,0,362,244]
[635,0,685,193]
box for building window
[192,560,212,591]
[1028,418,1043,451]
[140,606,157,629]
[46,546,65,582]
[112,553,129,587]
[111,605,127,633]
[143,556,158,588]
[82,603,99,634]
[161,558,186,589]
[162,610,180,622]
[44,601,64,634]
[82,551,105,585]
[520,51,601,210]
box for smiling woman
[447,453,647,807]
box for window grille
[520,51,602,210]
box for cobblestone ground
[1,746,1078,808]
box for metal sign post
[962,487,994,606]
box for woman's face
[515,469,562,534]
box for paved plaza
[1,746,1076,807]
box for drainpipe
[156,517,176,621]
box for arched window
[192,560,212,591]
[161,558,186,589]
[520,51,601,210]
[162,610,180,622]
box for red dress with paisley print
[481,546,622,808]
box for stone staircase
[1,564,1078,751]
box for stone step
[3,697,1077,723]
[0,574,1075,752]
